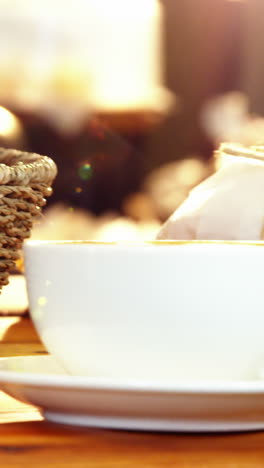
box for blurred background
[0,0,263,242]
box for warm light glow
[86,0,167,111]
[0,0,173,119]
[0,276,28,314]
[91,0,159,17]
[0,106,21,137]
[96,219,141,241]
[38,296,48,306]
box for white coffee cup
[24,240,264,381]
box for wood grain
[0,392,42,424]
[1,421,264,467]
[1,317,264,467]
[0,317,46,357]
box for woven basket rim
[0,148,57,185]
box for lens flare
[78,163,93,181]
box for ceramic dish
[1,355,264,432]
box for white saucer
[2,355,264,432]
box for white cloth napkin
[157,144,264,240]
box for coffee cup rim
[24,240,264,247]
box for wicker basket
[0,148,57,291]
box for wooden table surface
[1,317,264,467]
